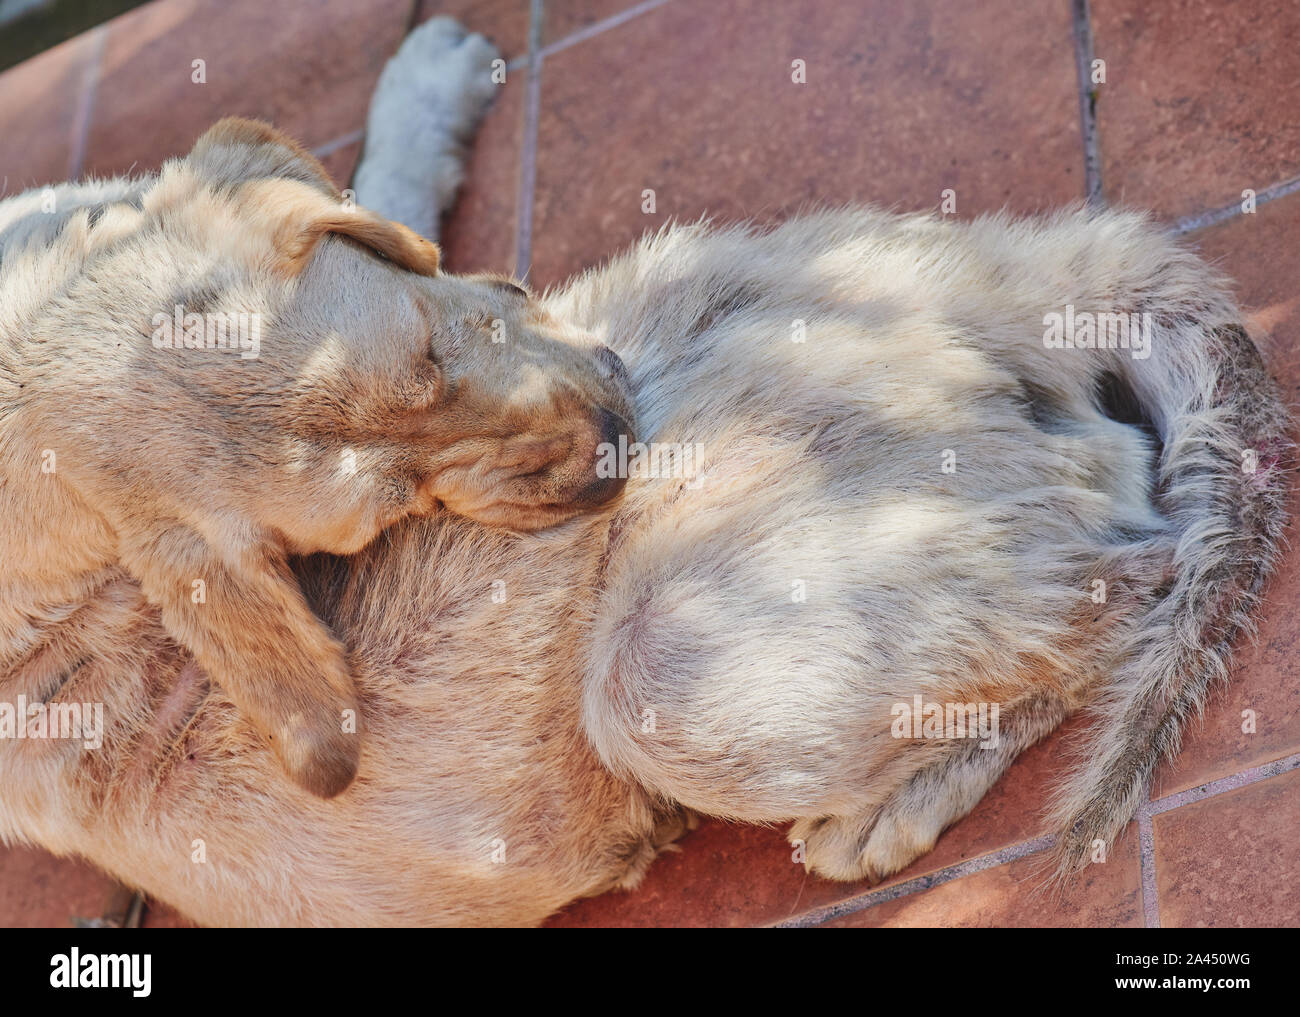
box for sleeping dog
[0,17,1287,924]
[0,116,633,797]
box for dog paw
[385,16,501,123]
[270,704,361,799]
[357,16,503,233]
[791,804,942,884]
[603,808,701,894]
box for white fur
[353,17,501,242]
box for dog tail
[1044,229,1292,876]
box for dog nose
[572,407,632,507]
[574,471,627,507]
[596,406,631,450]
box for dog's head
[151,118,635,552]
[23,119,637,796]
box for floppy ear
[240,177,441,278]
[187,117,441,277]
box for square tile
[439,75,523,274]
[0,29,97,191]
[1092,0,1300,219]
[81,0,411,180]
[1153,768,1300,927]
[528,0,1083,287]
[821,826,1142,927]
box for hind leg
[353,17,501,241]
[792,693,1070,882]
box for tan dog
[0,21,1288,924]
[0,118,633,799]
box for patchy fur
[560,208,1288,880]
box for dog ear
[187,117,341,196]
[185,118,441,277]
[239,177,441,278]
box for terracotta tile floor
[0,0,1297,927]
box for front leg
[353,17,502,242]
[118,520,361,798]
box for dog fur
[0,17,1288,925]
[0,112,634,800]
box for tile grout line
[514,0,544,282]
[1174,174,1300,234]
[1069,0,1103,206]
[66,24,107,181]
[538,0,674,59]
[779,751,1300,928]
[1137,761,1159,928]
[310,128,364,160]
[1137,794,1160,928]
[772,835,1057,928]
[1148,750,1300,814]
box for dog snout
[573,471,627,508]
[572,406,633,507]
[596,405,631,450]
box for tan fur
[0,119,634,800]
[0,124,1288,924]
